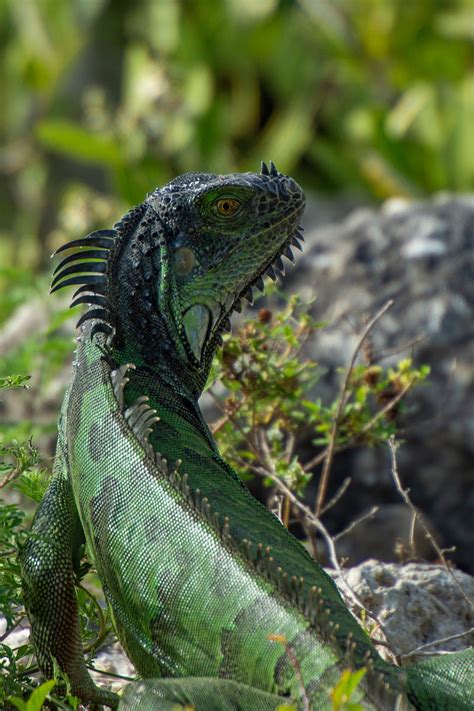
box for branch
[399,627,474,661]
[333,506,379,542]
[359,381,412,435]
[315,299,394,515]
[0,465,22,488]
[374,333,426,363]
[388,437,473,610]
[0,614,26,643]
[319,477,351,516]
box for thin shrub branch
[315,299,394,515]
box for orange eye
[215,198,241,216]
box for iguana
[20,164,473,710]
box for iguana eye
[174,247,196,276]
[215,198,241,216]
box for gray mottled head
[51,163,305,392]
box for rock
[91,640,136,694]
[283,194,474,572]
[330,560,474,658]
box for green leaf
[331,668,366,710]
[14,468,50,503]
[0,375,31,390]
[36,120,122,167]
[9,679,55,711]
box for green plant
[207,294,429,534]
[0,0,472,277]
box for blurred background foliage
[0,0,473,281]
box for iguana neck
[117,360,220,462]
[106,203,212,399]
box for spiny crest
[50,228,118,339]
[110,362,159,456]
[124,396,160,458]
[50,204,145,341]
[111,363,136,410]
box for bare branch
[374,333,427,363]
[315,299,394,515]
[399,627,474,660]
[0,465,22,488]
[388,437,473,610]
[333,506,379,542]
[0,614,26,643]
[303,445,332,473]
[320,477,351,516]
[359,381,412,436]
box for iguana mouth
[228,160,305,313]
[179,215,304,365]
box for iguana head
[51,162,305,390]
[145,162,305,365]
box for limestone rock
[331,560,474,658]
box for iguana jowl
[20,164,473,710]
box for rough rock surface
[281,194,473,572]
[331,560,474,658]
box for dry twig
[319,477,351,516]
[388,437,473,610]
[333,506,379,542]
[399,627,474,661]
[315,299,394,515]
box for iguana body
[21,166,473,710]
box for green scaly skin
[20,165,473,710]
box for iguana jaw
[175,213,304,365]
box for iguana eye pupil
[216,198,240,216]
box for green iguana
[20,164,473,710]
